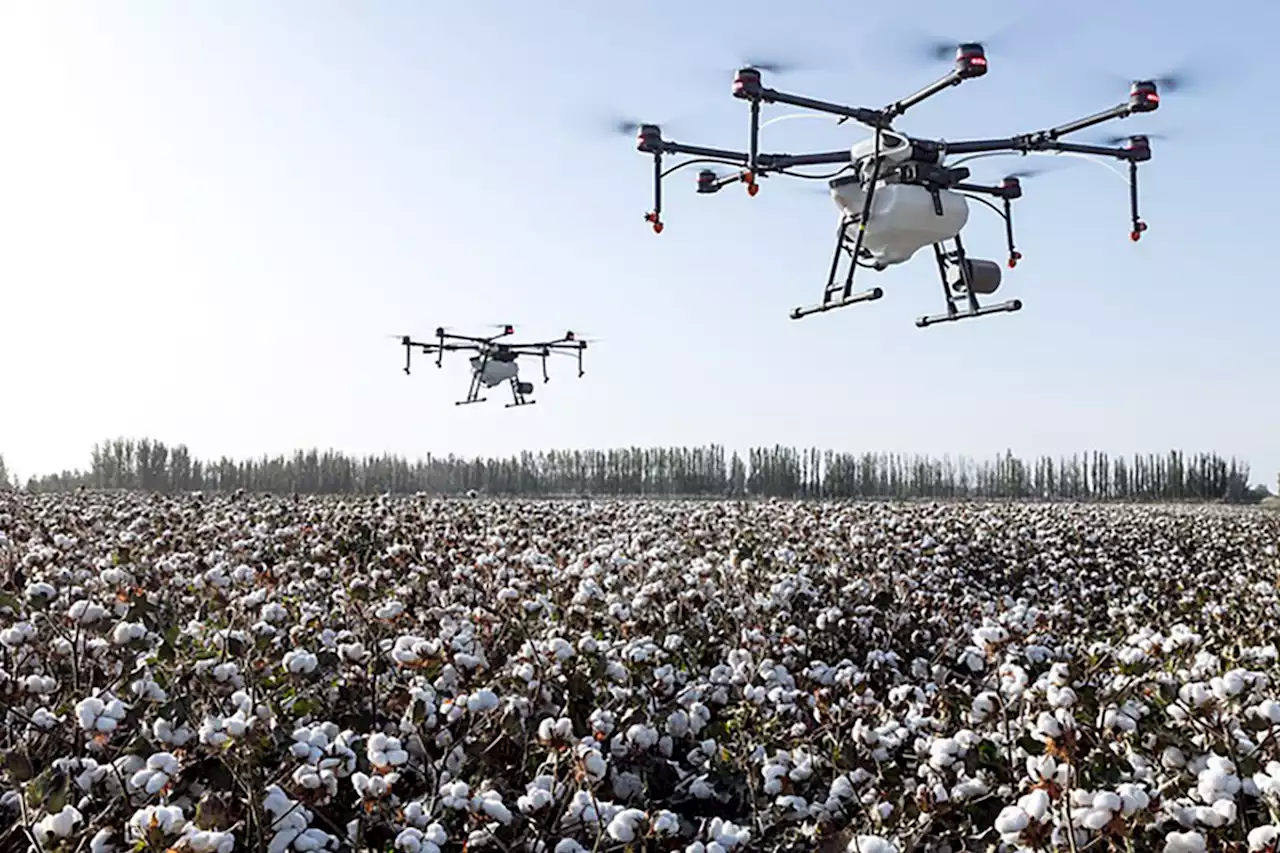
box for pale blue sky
[1,0,1276,485]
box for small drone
[627,44,1167,327]
[398,325,588,408]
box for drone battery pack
[830,183,969,267]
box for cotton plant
[4,493,1280,852]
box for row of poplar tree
[3,437,1264,502]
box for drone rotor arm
[758,150,853,170]
[882,68,973,123]
[945,83,1159,160]
[649,139,751,163]
[946,134,1150,162]
[733,74,886,129]
[400,338,477,375]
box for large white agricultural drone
[625,44,1170,328]
[398,325,589,408]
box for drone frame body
[633,44,1158,327]
[399,326,587,408]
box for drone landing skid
[791,215,885,320]
[504,377,537,409]
[916,235,1022,329]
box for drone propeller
[1002,166,1058,180]
[1087,55,1231,103]
[1107,65,1200,95]
[600,111,696,139]
[608,118,657,137]
[563,329,602,343]
[736,56,805,75]
[1093,131,1173,146]
[891,10,1054,67]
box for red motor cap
[955,43,987,79]
[635,124,662,152]
[733,67,763,98]
[1129,80,1159,113]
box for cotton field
[2,493,1280,853]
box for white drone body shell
[470,355,518,388]
[832,130,970,267]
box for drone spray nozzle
[955,43,988,79]
[732,67,764,99]
[1128,80,1159,112]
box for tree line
[0,437,1269,503]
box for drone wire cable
[948,151,1131,186]
[658,157,747,179]
[776,165,854,180]
[956,193,1009,222]
[759,112,842,130]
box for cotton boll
[283,650,318,675]
[625,723,659,751]
[605,808,647,842]
[89,828,117,853]
[1117,783,1151,815]
[1164,830,1207,853]
[34,805,84,845]
[128,752,181,795]
[1035,711,1062,738]
[1249,826,1280,851]
[472,790,513,825]
[466,690,499,713]
[76,696,129,734]
[184,829,236,853]
[1018,789,1050,822]
[994,806,1030,836]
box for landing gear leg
[790,214,885,320]
[455,371,487,406]
[915,234,1023,328]
[504,378,537,409]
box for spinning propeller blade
[1087,56,1232,101]
[889,9,1060,67]
[598,111,695,139]
[739,57,804,75]
[1096,131,1172,146]
[1003,166,1056,180]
